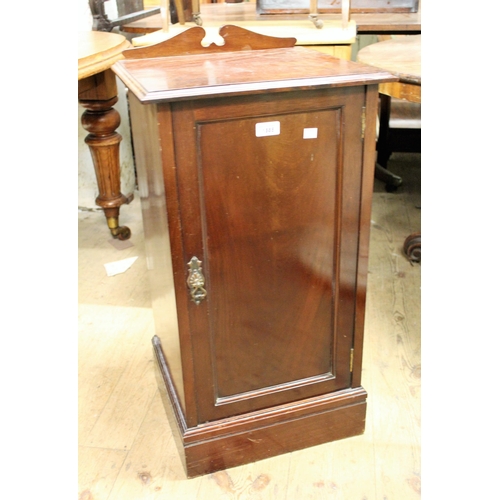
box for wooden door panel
[170,88,365,422]
[200,109,339,400]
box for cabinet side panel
[352,85,379,387]
[128,93,186,412]
[334,89,365,388]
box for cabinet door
[168,87,366,423]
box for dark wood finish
[114,32,395,477]
[154,334,367,477]
[120,3,421,34]
[171,87,365,424]
[352,83,379,387]
[78,32,133,240]
[114,44,397,104]
[121,24,296,59]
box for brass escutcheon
[187,257,207,305]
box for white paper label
[303,128,318,139]
[256,121,280,137]
[104,256,138,277]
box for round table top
[357,35,420,85]
[78,31,131,80]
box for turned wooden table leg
[79,69,133,240]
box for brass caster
[107,215,131,241]
[403,232,421,263]
[111,225,132,241]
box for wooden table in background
[357,34,421,262]
[78,31,133,240]
[121,2,421,35]
[357,34,421,96]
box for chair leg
[375,163,403,192]
[375,94,403,192]
[377,93,391,168]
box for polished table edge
[357,35,420,87]
[78,49,129,80]
[78,35,131,80]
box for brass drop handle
[187,257,207,305]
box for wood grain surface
[357,34,420,85]
[113,45,396,103]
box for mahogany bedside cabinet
[112,26,395,478]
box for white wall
[78,0,136,209]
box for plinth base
[153,336,367,478]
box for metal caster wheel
[111,225,132,241]
[403,232,421,262]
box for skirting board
[153,335,367,478]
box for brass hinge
[350,348,354,372]
[361,106,366,140]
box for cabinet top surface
[112,47,396,103]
